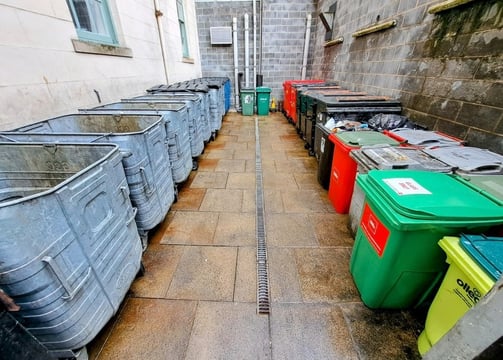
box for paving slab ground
[88,111,426,360]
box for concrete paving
[88,111,425,359]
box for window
[176,0,190,58]
[67,0,117,45]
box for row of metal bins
[0,76,230,358]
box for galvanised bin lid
[335,131,400,147]
[423,146,503,175]
[362,170,503,221]
[459,234,503,281]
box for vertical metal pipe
[301,13,312,80]
[244,13,250,87]
[253,0,257,88]
[153,0,169,84]
[233,17,240,109]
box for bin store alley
[88,111,424,360]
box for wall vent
[210,27,232,45]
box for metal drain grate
[255,117,270,314]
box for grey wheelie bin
[124,95,205,170]
[0,114,174,249]
[0,143,142,359]
[80,102,192,184]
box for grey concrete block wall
[311,0,502,153]
[195,1,257,108]
[195,0,318,108]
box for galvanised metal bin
[0,143,142,358]
[140,92,212,143]
[123,95,205,170]
[148,83,216,141]
[0,114,174,248]
[191,79,223,133]
[80,102,192,184]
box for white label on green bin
[383,178,432,195]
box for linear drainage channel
[255,117,270,314]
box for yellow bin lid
[439,236,495,294]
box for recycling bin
[256,86,271,116]
[350,170,503,309]
[327,132,400,213]
[347,145,454,235]
[0,143,142,358]
[282,79,324,122]
[383,128,464,148]
[460,174,503,201]
[418,235,503,355]
[313,94,402,159]
[240,88,255,116]
[423,146,503,175]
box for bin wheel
[139,233,148,252]
[136,262,146,278]
[304,143,309,150]
[192,159,199,171]
[173,185,179,203]
[308,149,315,157]
[69,346,88,360]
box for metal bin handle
[42,256,92,301]
[126,207,138,226]
[139,167,154,196]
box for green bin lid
[459,175,503,201]
[335,131,400,147]
[459,234,503,281]
[364,170,503,221]
[256,86,271,93]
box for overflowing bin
[348,145,454,235]
[80,102,193,184]
[256,86,271,116]
[0,143,142,358]
[327,132,400,213]
[240,88,255,116]
[313,94,402,160]
[0,113,175,248]
[417,234,503,355]
[350,170,503,309]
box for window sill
[71,39,133,58]
[182,57,195,64]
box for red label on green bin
[360,203,390,257]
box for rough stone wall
[311,0,502,153]
[195,0,318,107]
